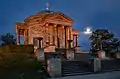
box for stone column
[17,29,20,45]
[66,27,69,49]
[23,29,26,44]
[62,25,65,48]
[43,26,46,46]
[67,27,70,40]
[46,23,49,43]
[26,29,29,44]
[69,27,72,40]
[54,24,57,47]
[76,35,79,47]
[75,35,77,47]
[72,35,75,47]
[69,27,72,47]
[50,25,53,45]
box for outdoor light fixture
[83,27,92,35]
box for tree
[0,33,16,46]
[89,29,120,57]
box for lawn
[0,51,49,79]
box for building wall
[15,12,79,53]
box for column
[69,27,72,40]
[23,29,26,44]
[54,24,57,47]
[72,35,75,47]
[46,23,49,43]
[76,35,79,47]
[26,29,29,44]
[17,29,20,45]
[43,26,47,46]
[62,25,65,48]
[49,25,53,45]
[69,27,72,48]
[67,27,70,40]
[66,27,69,48]
[65,27,68,48]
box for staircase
[62,60,93,76]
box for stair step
[62,72,93,76]
[62,67,87,70]
[62,61,92,77]
[62,70,91,73]
[62,67,82,69]
[62,70,87,74]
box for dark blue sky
[1,0,120,51]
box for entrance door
[33,38,39,47]
[33,37,43,48]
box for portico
[15,8,80,55]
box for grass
[0,52,49,79]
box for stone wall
[101,59,120,71]
[74,53,91,62]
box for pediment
[47,13,73,23]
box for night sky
[1,0,120,51]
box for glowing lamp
[83,27,92,35]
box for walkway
[50,71,120,79]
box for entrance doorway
[33,37,43,48]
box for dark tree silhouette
[89,29,120,57]
[0,33,16,46]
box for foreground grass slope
[0,45,49,79]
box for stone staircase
[62,60,93,76]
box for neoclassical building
[15,7,79,53]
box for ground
[53,71,120,79]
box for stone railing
[47,58,62,78]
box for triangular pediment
[47,12,73,22]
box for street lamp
[82,27,92,35]
[79,27,92,53]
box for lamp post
[81,27,93,52]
